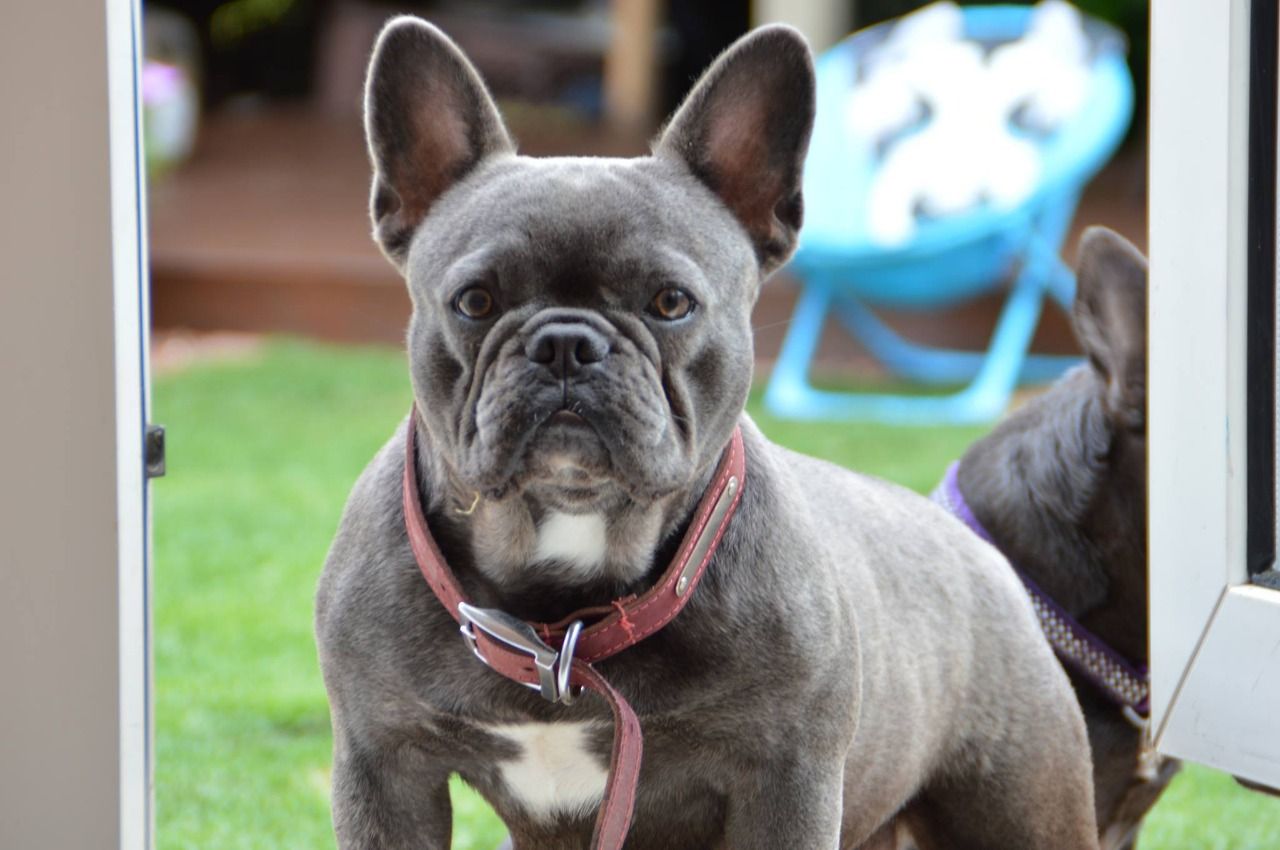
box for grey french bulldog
[315,18,1100,850]
[952,228,1178,850]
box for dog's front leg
[722,756,845,850]
[331,736,452,850]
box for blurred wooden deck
[149,107,1146,373]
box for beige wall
[0,1,146,847]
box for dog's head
[1063,225,1149,615]
[364,18,813,510]
[962,225,1148,616]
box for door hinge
[145,424,166,479]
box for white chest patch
[534,512,607,572]
[487,722,609,819]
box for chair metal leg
[946,258,1054,418]
[763,194,1087,424]
[764,258,1077,424]
[763,278,834,414]
[1034,192,1082,312]
[833,296,1079,385]
[1045,251,1077,312]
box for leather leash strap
[402,410,746,850]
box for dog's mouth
[528,403,610,459]
[546,409,591,429]
[509,404,619,496]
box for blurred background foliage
[150,0,1146,122]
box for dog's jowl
[315,17,1101,850]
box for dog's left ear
[656,25,815,275]
[1073,226,1148,430]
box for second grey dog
[955,228,1178,850]
[315,18,1100,850]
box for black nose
[525,322,610,378]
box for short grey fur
[315,17,1099,850]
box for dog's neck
[959,367,1148,665]
[413,419,715,621]
[464,488,679,586]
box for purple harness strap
[932,462,1150,718]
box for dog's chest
[532,511,608,574]
[485,721,610,819]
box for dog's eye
[454,286,496,320]
[648,287,695,321]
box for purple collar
[932,462,1150,720]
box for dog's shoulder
[317,419,409,602]
[315,418,480,735]
[743,418,1029,611]
[741,422,1061,747]
[315,418,441,673]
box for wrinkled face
[362,18,815,508]
[404,157,756,506]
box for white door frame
[0,0,152,847]
[1149,0,1280,790]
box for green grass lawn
[154,339,1280,849]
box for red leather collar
[402,410,746,849]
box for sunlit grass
[154,338,1280,849]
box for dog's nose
[525,322,610,378]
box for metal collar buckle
[457,602,583,705]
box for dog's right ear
[364,17,513,267]
[1073,226,1148,431]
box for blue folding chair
[764,5,1133,424]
